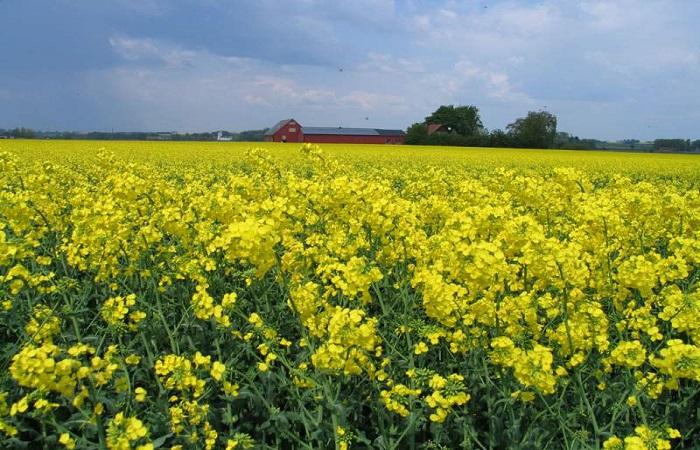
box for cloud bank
[1,0,698,139]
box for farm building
[427,123,451,135]
[264,119,405,144]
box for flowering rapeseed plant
[1,141,700,448]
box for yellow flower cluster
[310,306,380,375]
[155,354,207,398]
[101,294,146,330]
[154,352,237,447]
[10,342,118,400]
[424,373,470,423]
[380,384,421,417]
[607,340,647,369]
[604,426,681,450]
[191,284,236,327]
[650,339,700,388]
[105,412,152,450]
[24,304,61,343]
[490,337,560,394]
[0,392,17,437]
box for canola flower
[1,141,700,448]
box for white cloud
[341,91,408,110]
[359,53,426,74]
[109,36,251,69]
[109,36,162,61]
[253,77,337,104]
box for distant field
[1,139,700,448]
[3,139,700,178]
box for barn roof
[427,123,449,134]
[264,119,293,136]
[303,127,405,136]
[375,128,406,136]
[264,119,405,137]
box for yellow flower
[34,255,51,265]
[429,407,448,423]
[221,292,237,308]
[223,382,240,397]
[210,361,226,381]
[193,352,211,368]
[666,428,681,439]
[125,354,141,365]
[602,436,623,450]
[10,396,28,416]
[59,433,76,449]
[225,433,254,449]
[414,342,429,355]
[510,390,535,402]
[134,387,147,402]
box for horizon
[0,125,677,144]
[1,1,699,141]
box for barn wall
[303,134,403,144]
[383,136,405,144]
[272,120,304,142]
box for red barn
[263,119,405,144]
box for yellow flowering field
[1,140,700,449]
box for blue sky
[1,0,699,140]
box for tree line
[0,128,269,142]
[405,105,700,152]
[0,127,38,139]
[406,105,558,148]
[653,139,700,152]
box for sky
[1,0,699,140]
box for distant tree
[425,105,484,138]
[10,127,36,139]
[692,140,700,151]
[553,132,573,148]
[488,129,511,147]
[405,123,429,144]
[507,111,557,148]
[236,128,268,142]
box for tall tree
[405,122,429,144]
[507,111,557,148]
[425,105,484,137]
[11,127,36,139]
